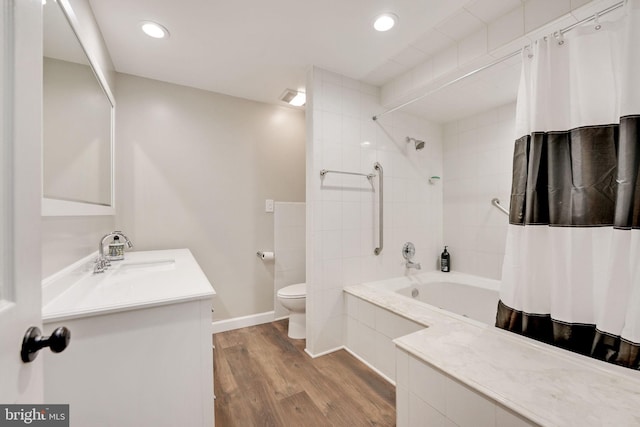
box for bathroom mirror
[42,0,115,216]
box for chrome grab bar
[319,163,384,255]
[491,198,509,216]
[374,162,383,255]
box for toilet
[276,283,306,339]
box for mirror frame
[42,0,115,216]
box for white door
[0,0,44,403]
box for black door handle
[21,326,71,363]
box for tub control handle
[20,326,71,363]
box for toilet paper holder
[256,251,274,261]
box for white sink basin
[114,259,176,274]
[42,249,215,322]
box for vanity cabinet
[42,249,215,426]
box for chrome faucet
[402,242,421,270]
[94,231,134,274]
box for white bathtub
[346,271,640,427]
[395,275,500,325]
[343,271,501,382]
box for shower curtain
[496,0,640,369]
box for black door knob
[20,326,71,363]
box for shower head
[406,136,425,151]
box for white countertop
[346,275,640,427]
[43,249,215,322]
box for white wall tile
[488,5,525,50]
[432,47,459,79]
[307,67,444,355]
[524,0,571,33]
[412,29,455,56]
[396,348,409,387]
[342,116,361,147]
[322,288,344,319]
[322,82,343,114]
[409,392,446,427]
[411,59,435,90]
[320,69,343,86]
[396,385,410,427]
[392,46,429,69]
[445,379,496,427]
[409,357,447,413]
[357,298,375,328]
[465,0,522,23]
[458,27,488,66]
[376,306,423,338]
[314,315,344,352]
[374,330,397,380]
[342,256,362,286]
[496,404,537,427]
[443,102,514,279]
[342,88,361,119]
[344,293,357,318]
[321,201,342,230]
[321,230,342,260]
[436,9,486,41]
[322,111,342,144]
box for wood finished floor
[213,320,396,427]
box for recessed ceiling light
[140,21,170,39]
[374,13,397,32]
[279,89,306,107]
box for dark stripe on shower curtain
[509,116,640,228]
[495,301,640,368]
[497,115,640,370]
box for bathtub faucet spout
[406,260,421,270]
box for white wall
[273,202,306,319]
[41,0,115,279]
[115,73,305,320]
[442,103,516,279]
[306,67,443,356]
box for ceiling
[88,0,528,121]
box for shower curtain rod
[371,1,625,121]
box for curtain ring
[594,13,602,30]
[554,31,565,45]
[524,45,533,59]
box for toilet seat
[277,283,306,299]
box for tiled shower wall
[305,67,443,356]
[442,102,516,279]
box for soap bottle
[440,246,450,272]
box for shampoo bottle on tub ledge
[440,246,450,272]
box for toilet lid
[277,283,306,298]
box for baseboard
[304,346,344,359]
[211,311,275,334]
[342,347,396,386]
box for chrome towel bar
[319,163,384,255]
[319,169,375,179]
